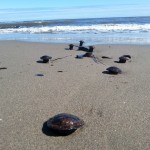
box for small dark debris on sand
[118,56,127,63]
[57,71,63,72]
[69,44,74,50]
[35,74,44,76]
[101,56,112,59]
[40,55,52,63]
[0,67,7,70]
[79,40,84,46]
[103,66,122,75]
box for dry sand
[0,41,150,150]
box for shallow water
[0,17,150,45]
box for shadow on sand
[114,61,120,63]
[36,60,45,63]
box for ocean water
[0,16,150,45]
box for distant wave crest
[0,24,150,34]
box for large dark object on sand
[106,66,122,75]
[69,44,74,50]
[78,46,94,52]
[47,113,84,135]
[79,40,84,46]
[119,56,127,63]
[40,55,52,63]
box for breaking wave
[0,24,150,34]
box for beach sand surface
[0,41,150,150]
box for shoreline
[1,39,150,46]
[0,41,150,150]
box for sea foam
[0,24,150,34]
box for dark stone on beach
[106,66,122,75]
[43,58,49,63]
[69,44,74,50]
[46,113,84,136]
[40,55,52,63]
[79,40,84,46]
[119,56,127,63]
[40,55,52,60]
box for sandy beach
[0,41,150,150]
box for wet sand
[0,41,150,150]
